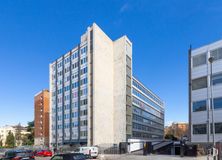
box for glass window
[210,48,222,61]
[192,76,207,90]
[211,123,222,134]
[193,100,207,112]
[193,53,206,67]
[193,124,206,134]
[214,97,222,109]
[215,123,222,134]
[212,73,222,86]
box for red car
[35,150,52,157]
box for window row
[132,123,163,134]
[80,109,87,116]
[192,73,222,91]
[132,131,163,139]
[211,47,222,61]
[80,120,87,126]
[64,95,70,101]
[55,80,87,95]
[56,46,87,68]
[133,79,163,106]
[64,104,70,110]
[64,113,70,119]
[71,51,79,60]
[64,67,70,73]
[80,78,88,85]
[64,57,70,64]
[133,114,163,129]
[133,106,163,124]
[80,88,88,96]
[71,112,78,118]
[64,123,70,129]
[80,46,87,55]
[57,61,63,68]
[80,131,87,137]
[193,97,222,112]
[80,67,87,75]
[72,121,78,127]
[64,85,70,92]
[80,99,87,106]
[192,48,222,68]
[133,97,163,118]
[193,123,222,134]
[80,57,87,65]
[133,89,163,112]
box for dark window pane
[215,123,222,134]
[192,77,207,90]
[193,124,206,134]
[214,97,222,109]
[212,73,222,86]
[211,123,222,134]
[210,48,222,61]
[193,53,206,67]
[193,100,207,112]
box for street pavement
[98,154,208,160]
[35,154,209,160]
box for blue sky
[0,0,222,126]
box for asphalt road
[35,155,209,160]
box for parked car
[2,150,35,160]
[75,147,98,159]
[35,150,52,157]
[50,153,86,160]
[0,149,7,160]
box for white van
[78,147,98,158]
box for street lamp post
[208,56,217,160]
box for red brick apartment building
[34,89,49,147]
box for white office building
[49,23,164,148]
[189,40,222,143]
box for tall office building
[189,40,222,143]
[49,23,164,147]
[34,89,50,147]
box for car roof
[6,150,31,153]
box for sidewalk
[98,154,208,160]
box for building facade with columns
[189,40,222,143]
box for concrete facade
[49,23,164,148]
[189,40,222,143]
[113,36,133,143]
